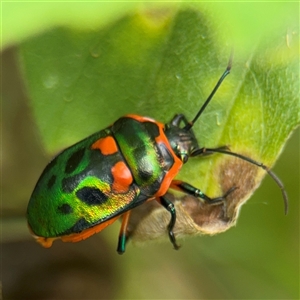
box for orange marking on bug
[91,136,118,155]
[35,236,57,248]
[30,216,120,247]
[111,161,133,193]
[125,114,156,123]
[61,216,120,243]
[154,122,183,197]
[27,224,57,248]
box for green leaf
[19,10,180,152]
[19,5,299,160]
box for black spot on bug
[76,187,108,205]
[47,175,56,189]
[40,157,57,181]
[65,148,85,174]
[62,218,91,234]
[71,218,91,233]
[156,143,174,171]
[144,121,160,137]
[137,162,154,181]
[71,218,90,233]
[57,203,73,215]
[61,150,118,194]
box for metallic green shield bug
[27,57,288,254]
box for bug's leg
[170,114,189,127]
[170,180,237,205]
[157,196,180,250]
[117,211,131,255]
[191,147,288,214]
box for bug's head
[165,121,199,163]
[165,55,232,164]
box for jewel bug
[27,56,288,254]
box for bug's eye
[181,154,188,163]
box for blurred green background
[1,2,299,299]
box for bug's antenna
[184,52,233,131]
[202,147,289,214]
